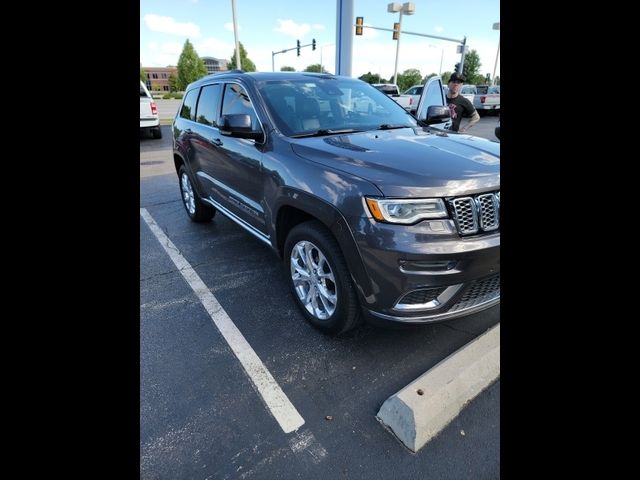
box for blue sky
[140,0,500,80]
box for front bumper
[346,215,500,324]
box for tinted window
[221,83,258,129]
[180,88,199,121]
[195,84,222,126]
[258,77,416,136]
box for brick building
[142,66,177,92]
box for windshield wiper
[376,124,412,130]
[290,128,363,138]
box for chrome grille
[447,274,500,312]
[449,191,500,236]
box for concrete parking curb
[376,323,500,453]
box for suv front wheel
[284,221,361,335]
[178,165,216,223]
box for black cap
[449,72,465,83]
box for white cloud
[195,38,236,60]
[274,19,311,38]
[435,26,444,33]
[143,14,201,38]
[141,41,185,67]
[148,41,158,50]
[224,22,241,32]
[312,24,326,31]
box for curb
[376,323,500,453]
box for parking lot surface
[140,118,500,479]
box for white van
[140,81,161,139]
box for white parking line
[140,208,305,434]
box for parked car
[172,72,500,335]
[140,80,161,139]
[403,84,423,109]
[372,83,413,111]
[473,85,500,115]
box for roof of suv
[186,70,344,90]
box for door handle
[209,138,223,147]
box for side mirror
[423,105,451,125]
[220,114,263,141]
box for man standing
[446,72,480,133]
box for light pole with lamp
[388,2,415,86]
[492,22,500,85]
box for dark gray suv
[172,71,500,335]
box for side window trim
[179,87,202,122]
[195,82,222,127]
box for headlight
[365,197,448,224]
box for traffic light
[392,22,400,40]
[312,38,316,50]
[297,40,300,56]
[355,16,363,36]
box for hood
[289,127,500,197]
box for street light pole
[428,44,444,76]
[492,22,500,85]
[320,44,335,74]
[392,9,404,86]
[231,0,241,69]
[388,2,415,86]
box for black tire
[152,126,162,139]
[178,165,215,223]
[284,221,361,335]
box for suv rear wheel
[284,221,361,335]
[152,126,162,139]
[178,165,216,223]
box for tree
[396,68,422,92]
[228,42,256,71]
[177,39,207,91]
[454,49,484,85]
[168,73,178,92]
[358,72,386,84]
[422,73,438,83]
[280,66,295,72]
[151,82,161,92]
[441,71,452,84]
[140,68,148,84]
[303,64,329,73]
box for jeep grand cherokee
[172,71,499,335]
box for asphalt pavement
[140,117,500,479]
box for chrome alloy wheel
[290,240,337,320]
[180,172,196,215]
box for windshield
[256,77,417,137]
